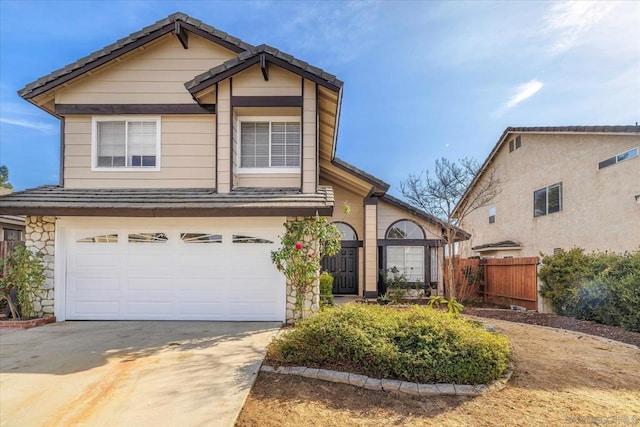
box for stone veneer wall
[24,216,56,318]
[285,217,320,324]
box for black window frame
[534,182,563,217]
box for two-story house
[0,13,465,323]
[456,126,640,258]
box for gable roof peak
[18,12,254,100]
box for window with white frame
[488,206,496,224]
[93,117,160,170]
[238,117,300,172]
[534,182,562,217]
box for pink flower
[295,242,303,250]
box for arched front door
[321,222,360,295]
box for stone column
[24,216,56,318]
[284,217,320,324]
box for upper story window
[386,220,425,239]
[238,117,300,173]
[488,206,496,224]
[534,182,562,217]
[92,117,161,171]
[598,147,638,170]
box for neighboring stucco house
[0,13,462,322]
[456,126,640,259]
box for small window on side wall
[488,207,496,224]
[534,182,562,217]
[598,147,638,169]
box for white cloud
[544,1,615,55]
[0,117,54,133]
[505,79,544,109]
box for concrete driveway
[0,321,280,427]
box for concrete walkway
[0,321,280,427]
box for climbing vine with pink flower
[271,216,342,320]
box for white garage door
[63,217,286,321]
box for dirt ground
[237,317,640,427]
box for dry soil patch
[237,318,640,426]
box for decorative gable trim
[185,44,343,96]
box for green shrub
[0,245,45,319]
[319,271,334,307]
[268,304,510,384]
[539,248,640,332]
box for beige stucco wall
[56,34,235,104]
[459,133,640,258]
[64,115,216,188]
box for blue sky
[1,0,638,194]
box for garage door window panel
[180,233,223,243]
[77,234,119,243]
[233,235,274,244]
[128,233,168,243]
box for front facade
[0,13,455,322]
[457,127,640,258]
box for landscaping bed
[267,304,511,385]
[238,317,640,426]
[463,307,640,347]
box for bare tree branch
[400,157,501,299]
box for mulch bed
[463,307,640,347]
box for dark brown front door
[321,246,358,295]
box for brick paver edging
[260,363,513,396]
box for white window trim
[91,116,162,172]
[237,116,301,174]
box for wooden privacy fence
[445,256,540,310]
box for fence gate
[481,257,539,310]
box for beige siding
[56,34,236,105]
[459,133,640,258]
[236,174,301,188]
[363,203,378,294]
[320,179,366,291]
[217,80,231,193]
[302,80,317,193]
[377,202,443,240]
[232,65,302,96]
[232,110,238,188]
[63,115,215,189]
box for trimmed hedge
[268,304,510,385]
[539,248,640,332]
